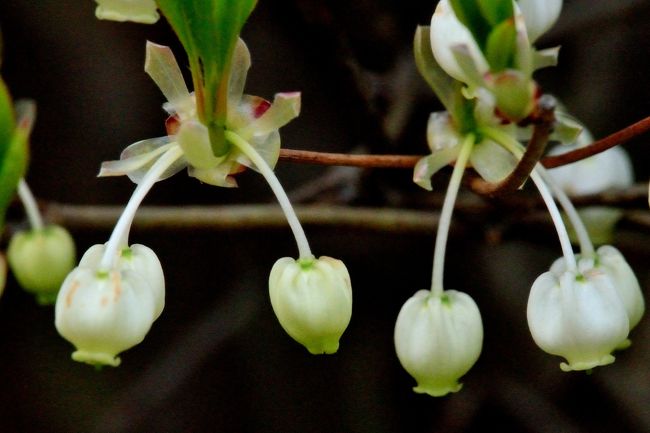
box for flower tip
[413,381,463,398]
[72,350,121,367]
[559,354,615,372]
[305,338,340,355]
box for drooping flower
[394,289,483,397]
[94,0,160,24]
[8,225,76,305]
[269,256,352,355]
[55,266,157,367]
[527,267,629,371]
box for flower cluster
[395,0,644,396]
[54,10,353,365]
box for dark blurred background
[0,1,649,432]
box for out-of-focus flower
[8,225,76,305]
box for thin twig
[279,149,420,168]
[542,114,650,168]
[36,196,650,234]
[278,114,650,169]
[470,96,556,196]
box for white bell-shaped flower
[55,266,157,367]
[394,289,483,397]
[269,256,352,355]
[7,225,76,305]
[527,268,629,371]
[94,0,160,24]
[551,246,645,331]
[78,243,165,319]
[518,0,563,42]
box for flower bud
[269,256,352,355]
[394,290,483,397]
[7,225,76,305]
[527,268,629,371]
[78,243,165,319]
[55,266,157,367]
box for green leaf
[0,79,15,164]
[0,98,31,229]
[485,19,516,71]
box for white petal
[145,42,194,118]
[518,0,563,42]
[228,38,252,106]
[430,0,489,83]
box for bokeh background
[0,1,649,432]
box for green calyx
[155,0,258,157]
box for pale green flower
[394,289,483,397]
[8,225,76,305]
[269,256,352,355]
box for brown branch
[541,114,650,168]
[279,149,420,169]
[470,96,556,196]
[278,114,650,170]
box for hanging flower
[527,267,629,371]
[94,0,160,24]
[269,256,352,355]
[55,266,157,367]
[394,289,483,397]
